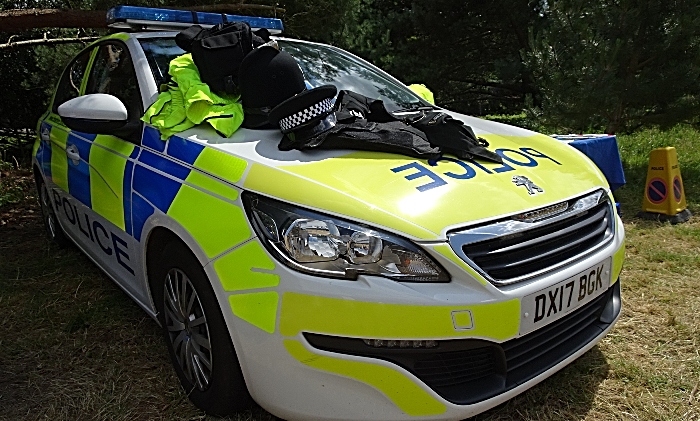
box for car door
[77,40,148,303]
[39,46,95,244]
[43,40,149,304]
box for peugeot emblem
[512,175,544,195]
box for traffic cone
[637,147,692,224]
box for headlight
[243,193,449,282]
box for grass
[1,126,700,420]
[614,125,700,216]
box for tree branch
[0,4,286,32]
[0,36,99,49]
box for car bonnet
[178,113,608,241]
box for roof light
[106,6,284,34]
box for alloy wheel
[163,268,213,391]
[40,184,57,239]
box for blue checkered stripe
[279,98,334,132]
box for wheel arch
[32,164,43,188]
[146,226,254,413]
[144,226,189,318]
[143,225,226,318]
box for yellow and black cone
[637,146,692,224]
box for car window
[138,37,428,112]
[140,38,185,87]
[52,48,92,113]
[85,42,143,143]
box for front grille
[450,190,614,285]
[304,281,620,406]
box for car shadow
[465,345,610,420]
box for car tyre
[37,179,71,247]
[152,242,253,415]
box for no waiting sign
[647,178,667,204]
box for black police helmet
[238,45,306,129]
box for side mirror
[57,94,128,134]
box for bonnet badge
[512,175,544,195]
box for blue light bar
[106,6,284,33]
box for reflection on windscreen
[277,41,424,111]
[140,38,185,86]
[139,37,425,111]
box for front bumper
[210,217,625,421]
[304,281,621,406]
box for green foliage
[526,0,700,133]
[0,35,87,162]
[330,0,542,117]
[482,112,548,132]
[3,0,700,152]
[0,160,32,208]
[276,0,355,42]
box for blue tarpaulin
[553,135,626,191]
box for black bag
[335,90,396,123]
[278,120,442,159]
[406,111,503,163]
[176,22,268,94]
[333,90,502,163]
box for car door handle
[40,125,51,141]
[66,144,80,165]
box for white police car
[33,6,625,421]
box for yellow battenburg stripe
[284,340,446,416]
[80,48,98,94]
[244,163,436,240]
[104,33,130,42]
[167,184,251,258]
[229,291,279,333]
[214,241,279,291]
[93,134,135,156]
[89,135,134,229]
[612,239,625,284]
[280,292,520,341]
[49,126,69,191]
[185,169,239,201]
[193,147,248,183]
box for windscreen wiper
[392,103,437,113]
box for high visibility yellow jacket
[408,83,435,105]
[142,54,244,139]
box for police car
[33,6,625,421]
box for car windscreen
[139,37,186,88]
[276,40,427,111]
[138,37,428,112]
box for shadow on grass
[468,346,610,420]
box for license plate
[520,258,612,335]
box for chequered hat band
[279,98,334,132]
